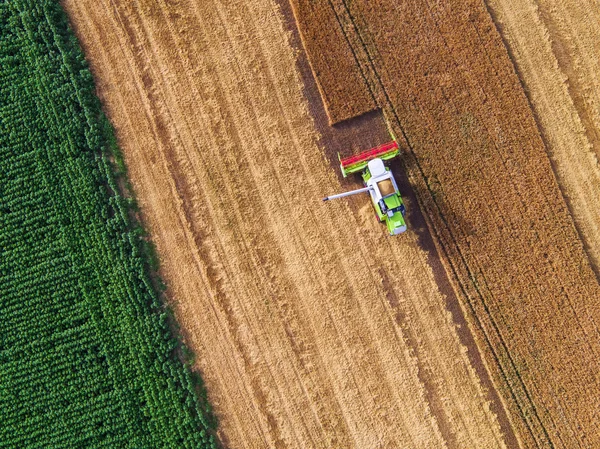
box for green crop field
[0,1,216,447]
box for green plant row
[0,1,217,447]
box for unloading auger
[323,141,407,235]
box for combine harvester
[323,141,407,235]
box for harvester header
[339,141,399,177]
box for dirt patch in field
[292,0,600,447]
[64,0,515,447]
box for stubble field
[63,0,600,448]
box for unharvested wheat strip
[65,0,513,447]
[484,0,600,278]
[288,0,376,124]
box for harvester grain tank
[323,141,407,235]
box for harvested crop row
[64,0,513,447]
[292,0,600,447]
[288,0,376,124]
[0,1,216,448]
[483,0,600,278]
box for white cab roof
[368,158,386,178]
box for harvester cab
[323,141,407,235]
